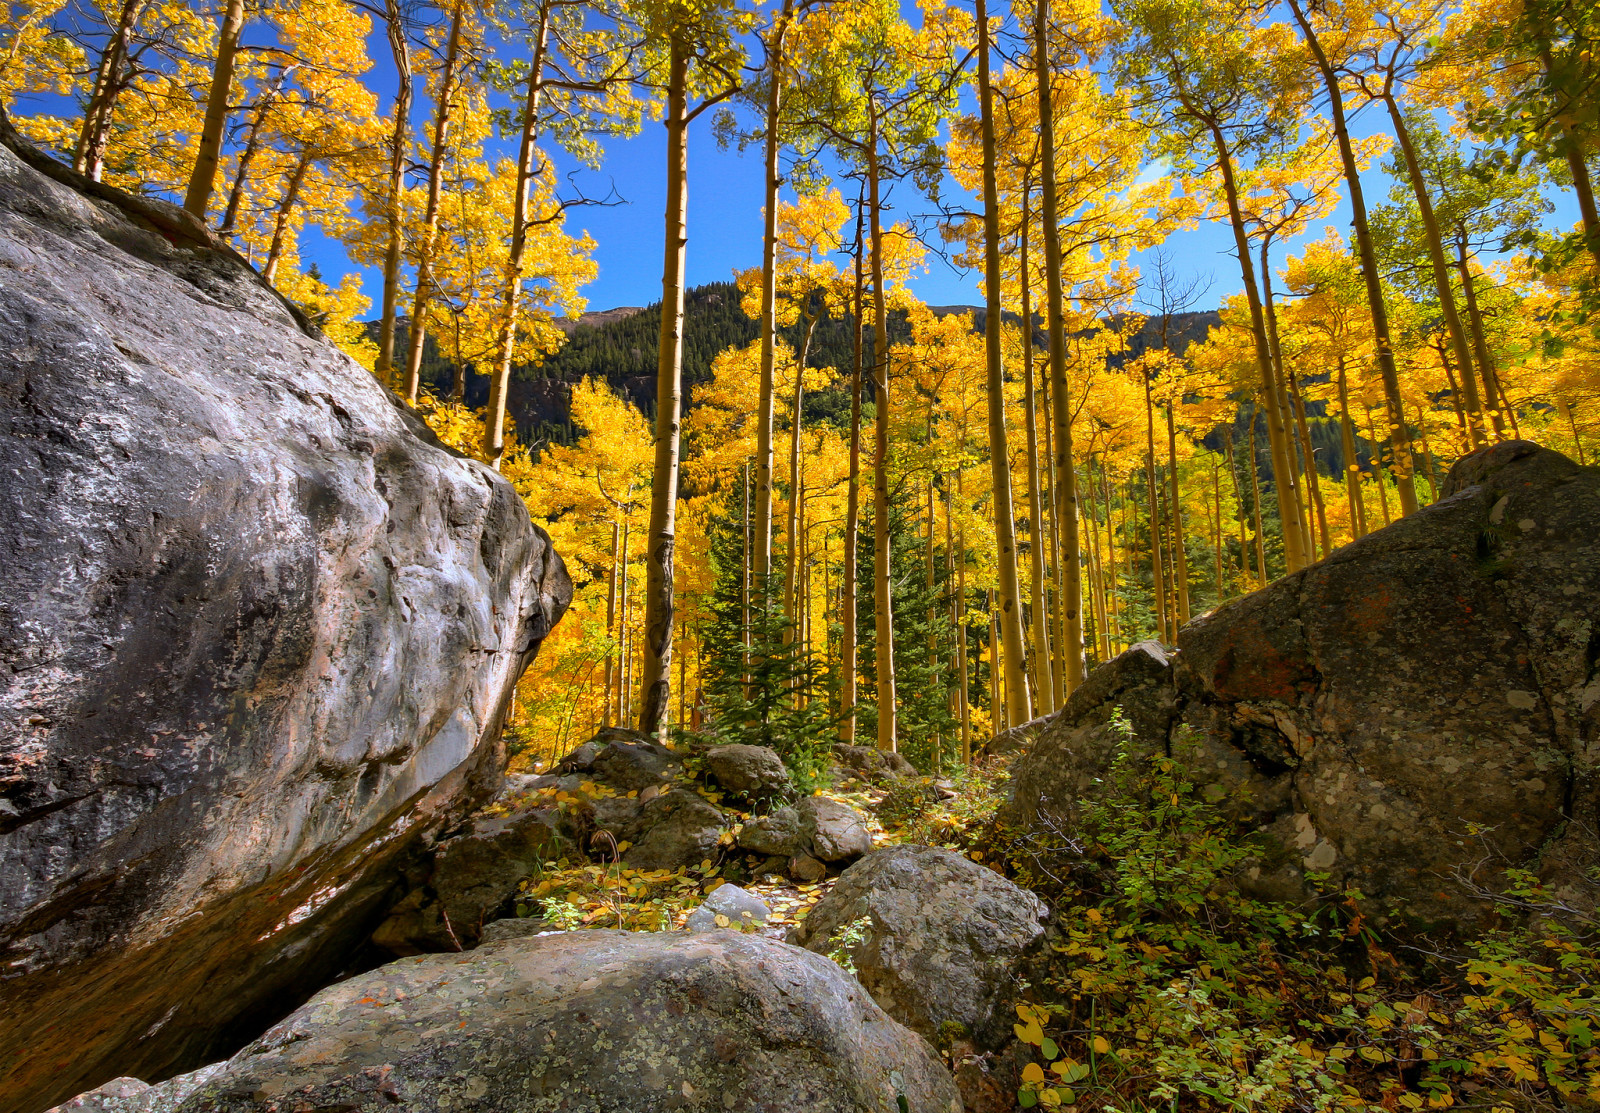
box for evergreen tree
[696,474,834,788]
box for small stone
[788,854,827,883]
[798,796,873,862]
[737,806,802,857]
[686,883,772,933]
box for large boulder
[800,795,875,862]
[0,112,570,1112]
[703,743,794,802]
[789,845,1050,1049]
[1003,442,1600,932]
[172,930,963,1113]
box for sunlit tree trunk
[184,0,247,218]
[1247,407,1267,582]
[261,150,312,285]
[976,0,1032,726]
[1018,199,1052,713]
[1260,242,1315,556]
[1336,357,1368,541]
[374,0,414,389]
[76,0,146,181]
[1382,94,1485,448]
[1454,237,1513,438]
[605,519,620,727]
[483,2,551,465]
[219,65,294,235]
[866,108,897,750]
[401,0,466,405]
[1201,116,1307,572]
[784,305,820,638]
[1289,0,1417,515]
[840,207,864,742]
[1365,405,1394,527]
[1141,373,1168,640]
[753,0,796,584]
[1164,404,1190,625]
[636,35,691,735]
[1035,0,1083,695]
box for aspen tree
[184,0,247,218]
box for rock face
[1004,442,1600,932]
[684,882,771,932]
[801,796,876,862]
[173,931,963,1113]
[789,846,1050,1049]
[0,113,570,1112]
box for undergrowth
[958,713,1600,1112]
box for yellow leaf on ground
[1021,1063,1046,1085]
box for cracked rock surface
[0,114,570,1113]
[1004,442,1599,932]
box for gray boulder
[0,112,570,1111]
[591,735,683,791]
[800,796,875,862]
[1004,442,1600,933]
[704,743,794,801]
[834,744,917,781]
[788,845,1050,1049]
[685,882,771,932]
[173,931,962,1113]
[624,789,727,871]
[738,805,804,857]
[371,806,566,953]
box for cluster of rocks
[1003,441,1600,935]
[371,731,896,952]
[47,842,1049,1113]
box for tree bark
[1164,403,1190,624]
[374,0,414,389]
[976,0,1032,726]
[261,149,311,285]
[1206,124,1307,572]
[1034,0,1083,694]
[1019,193,1052,714]
[1383,93,1485,448]
[840,205,864,742]
[1141,371,1168,640]
[483,4,550,465]
[1335,356,1368,541]
[753,0,796,586]
[1288,0,1417,515]
[636,35,690,735]
[184,0,247,218]
[402,0,466,405]
[219,65,293,235]
[867,108,897,750]
[76,0,146,181]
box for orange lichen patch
[1208,621,1314,703]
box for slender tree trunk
[636,35,690,736]
[1455,238,1511,438]
[1164,403,1190,624]
[1141,373,1168,640]
[1365,405,1393,527]
[219,65,293,235]
[866,109,897,750]
[605,518,619,728]
[742,461,751,689]
[1287,368,1331,558]
[1101,461,1121,648]
[1415,402,1441,502]
[375,0,414,388]
[261,150,311,285]
[1035,0,1083,694]
[783,308,818,637]
[955,519,970,762]
[976,0,1031,726]
[1288,0,1417,515]
[402,0,466,405]
[1211,458,1224,600]
[184,0,247,218]
[1384,93,1485,448]
[1203,118,1308,572]
[619,521,632,722]
[753,0,795,585]
[1247,407,1267,582]
[1223,425,1244,591]
[1041,373,1065,706]
[1260,239,1315,556]
[482,2,550,465]
[840,207,864,743]
[1019,195,1052,714]
[1336,357,1368,541]
[76,0,145,180]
